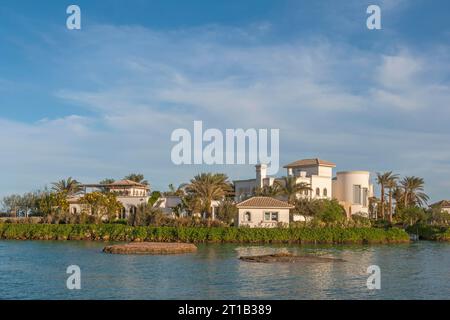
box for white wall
[237,208,290,228]
[333,171,372,217]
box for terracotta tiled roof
[110,180,147,187]
[430,200,450,208]
[237,197,294,209]
[283,158,336,168]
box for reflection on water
[0,241,449,299]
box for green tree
[124,173,148,185]
[79,192,122,223]
[38,192,69,223]
[399,176,429,208]
[385,173,399,222]
[216,199,238,225]
[274,176,311,204]
[148,191,162,206]
[164,184,187,197]
[185,173,233,219]
[254,185,280,197]
[397,206,427,227]
[51,177,83,196]
[128,204,165,227]
[376,172,397,220]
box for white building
[430,200,450,214]
[153,196,221,219]
[236,196,294,228]
[234,158,374,218]
[69,180,150,219]
[332,171,373,217]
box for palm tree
[399,176,429,207]
[376,172,397,220]
[185,173,233,219]
[386,174,399,222]
[274,176,312,204]
[51,177,83,196]
[164,183,187,197]
[254,185,280,197]
[124,173,148,186]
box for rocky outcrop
[103,242,197,255]
[239,252,345,263]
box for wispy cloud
[0,21,449,200]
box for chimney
[256,164,267,188]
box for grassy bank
[0,223,409,244]
[408,224,450,241]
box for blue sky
[0,0,450,201]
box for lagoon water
[0,240,449,300]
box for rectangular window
[353,185,362,205]
[271,212,279,222]
[264,212,279,222]
[363,188,368,207]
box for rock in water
[239,252,345,263]
[103,242,197,255]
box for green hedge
[408,224,450,241]
[0,223,409,244]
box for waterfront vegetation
[1,171,450,243]
[0,223,409,244]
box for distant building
[152,196,221,219]
[430,200,450,214]
[69,179,150,218]
[234,158,374,218]
[236,196,294,228]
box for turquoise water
[0,240,449,300]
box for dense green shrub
[407,224,450,241]
[0,223,409,244]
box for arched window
[72,207,77,214]
[244,212,251,222]
[323,188,328,197]
[316,188,320,197]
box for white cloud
[1,23,450,201]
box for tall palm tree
[185,173,233,219]
[376,172,397,219]
[274,176,312,204]
[385,173,399,222]
[399,176,429,207]
[51,177,83,196]
[124,173,148,186]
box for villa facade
[236,196,294,228]
[430,200,450,214]
[234,158,374,218]
[69,180,150,218]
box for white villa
[430,200,450,214]
[153,196,221,219]
[234,158,374,218]
[69,179,150,218]
[236,196,294,228]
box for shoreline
[0,223,410,244]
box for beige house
[234,158,374,218]
[69,179,150,219]
[430,200,450,214]
[332,171,374,218]
[236,196,294,228]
